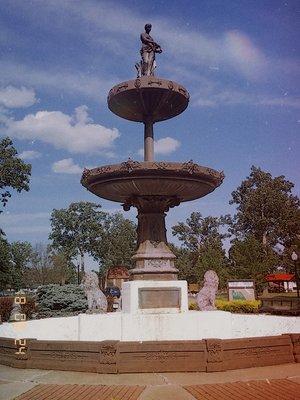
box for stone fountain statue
[81,271,107,313]
[197,270,219,311]
[81,24,224,314]
[135,23,162,77]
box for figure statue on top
[136,23,162,77]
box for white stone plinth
[121,280,188,314]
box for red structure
[265,273,295,292]
[106,266,129,289]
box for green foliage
[229,236,280,291]
[215,299,261,313]
[0,297,14,322]
[92,212,137,276]
[172,212,230,252]
[25,243,53,286]
[36,284,88,318]
[0,234,11,290]
[10,241,33,290]
[0,137,31,213]
[188,302,199,310]
[195,238,230,289]
[230,166,300,247]
[49,202,108,272]
[172,212,230,288]
[20,297,36,319]
[50,250,77,285]
[171,244,198,283]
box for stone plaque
[138,287,181,309]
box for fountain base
[121,280,188,314]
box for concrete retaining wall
[0,334,298,374]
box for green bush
[36,284,88,318]
[21,297,36,319]
[188,302,199,310]
[216,299,261,313]
[188,299,261,313]
[0,297,14,322]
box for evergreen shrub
[0,297,13,322]
[36,284,88,318]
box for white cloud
[52,158,82,174]
[155,137,181,155]
[19,150,41,160]
[0,61,117,102]
[2,105,120,154]
[258,96,300,108]
[224,31,267,80]
[138,136,180,156]
[9,1,270,81]
[0,86,37,108]
[0,211,50,236]
[194,89,300,109]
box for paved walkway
[0,363,299,400]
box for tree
[49,202,107,273]
[91,212,137,277]
[10,241,33,290]
[172,212,230,287]
[0,234,11,290]
[0,137,31,213]
[170,244,199,283]
[228,236,280,291]
[49,250,77,285]
[24,243,53,287]
[230,166,300,248]
[172,212,230,252]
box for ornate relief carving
[116,83,129,92]
[120,158,141,173]
[148,79,162,86]
[154,161,168,170]
[149,240,160,248]
[206,339,223,363]
[95,166,111,174]
[40,351,89,360]
[237,347,276,358]
[144,259,170,269]
[168,81,174,90]
[219,170,225,180]
[100,345,117,364]
[178,86,190,99]
[82,168,92,179]
[144,351,180,362]
[182,160,200,174]
[134,78,141,88]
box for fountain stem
[144,118,154,162]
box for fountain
[81,23,224,313]
[0,24,299,375]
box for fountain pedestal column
[123,195,179,281]
[121,195,188,313]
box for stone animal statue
[81,271,107,313]
[197,270,219,311]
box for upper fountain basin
[107,76,189,123]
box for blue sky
[0,0,299,254]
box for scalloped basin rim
[81,161,224,203]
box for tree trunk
[80,251,85,273]
[262,232,267,246]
